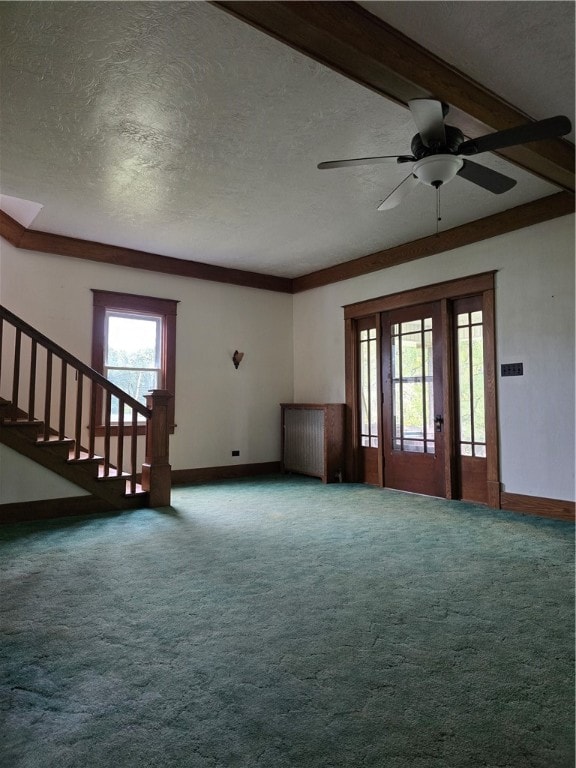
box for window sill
[94,424,176,437]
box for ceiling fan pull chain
[436,186,442,235]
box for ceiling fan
[318,99,572,211]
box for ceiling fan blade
[408,99,447,147]
[458,115,572,156]
[457,159,517,194]
[377,173,419,211]
[317,155,413,169]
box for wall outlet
[231,450,240,456]
[501,362,523,377]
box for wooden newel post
[142,389,172,507]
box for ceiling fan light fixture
[413,154,464,187]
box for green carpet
[0,476,573,768]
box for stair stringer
[0,419,148,512]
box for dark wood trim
[375,317,384,488]
[2,196,572,297]
[213,1,574,191]
[501,492,575,522]
[91,290,178,431]
[94,424,146,437]
[142,389,172,507]
[0,209,25,246]
[440,298,456,499]
[295,193,574,293]
[172,461,281,485]
[0,496,116,524]
[344,318,357,482]
[482,289,500,509]
[0,211,292,294]
[92,290,179,315]
[344,271,496,319]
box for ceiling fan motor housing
[410,125,466,186]
[411,125,465,158]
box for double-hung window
[105,310,162,420]
[92,290,178,433]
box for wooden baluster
[44,351,52,440]
[130,407,138,495]
[74,370,83,460]
[28,339,37,420]
[116,398,125,478]
[88,381,97,458]
[141,390,172,507]
[11,328,21,418]
[59,360,67,439]
[103,390,112,476]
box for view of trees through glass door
[346,273,498,506]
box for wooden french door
[345,272,500,507]
[453,295,489,504]
[381,302,446,497]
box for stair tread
[67,452,104,464]
[98,467,132,479]
[0,399,160,508]
[1,419,42,426]
[37,436,74,445]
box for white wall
[1,215,574,504]
[0,445,89,503]
[293,215,575,502]
[0,242,294,503]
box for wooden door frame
[344,271,500,507]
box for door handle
[434,414,444,432]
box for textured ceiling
[0,1,573,279]
[358,1,575,143]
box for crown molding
[0,211,293,294]
[2,193,573,295]
[292,192,575,293]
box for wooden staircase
[0,305,172,522]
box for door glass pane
[360,340,369,437]
[457,312,469,327]
[457,310,486,457]
[424,326,435,440]
[391,317,434,453]
[458,327,472,443]
[472,325,485,444]
[359,325,378,448]
[393,379,402,447]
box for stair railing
[0,305,171,506]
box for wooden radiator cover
[281,404,345,484]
